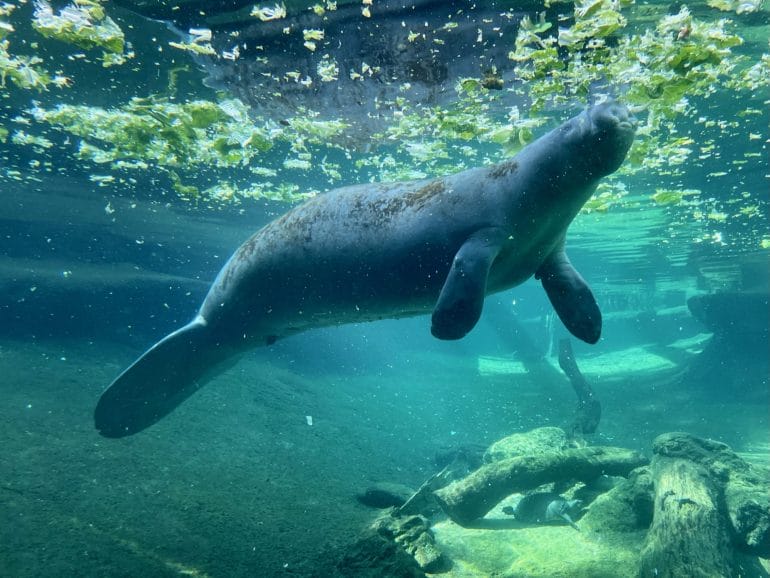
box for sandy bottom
[1,336,767,577]
[433,518,645,578]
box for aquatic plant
[651,188,701,206]
[0,0,766,242]
[32,0,132,66]
[250,3,287,22]
[0,39,50,89]
[25,96,348,203]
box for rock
[483,427,570,463]
[339,511,450,576]
[401,526,446,573]
[337,521,425,577]
[431,515,641,577]
[357,482,416,509]
[580,467,654,533]
[724,476,770,558]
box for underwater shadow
[460,518,553,531]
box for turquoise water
[1,1,768,576]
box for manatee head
[561,100,637,178]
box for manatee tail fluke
[95,318,231,438]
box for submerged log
[433,446,647,526]
[652,432,770,558]
[639,433,770,577]
[483,426,570,464]
[399,444,485,517]
[639,456,735,577]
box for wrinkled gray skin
[95,101,636,438]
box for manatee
[502,492,583,530]
[94,100,636,438]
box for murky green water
[1,1,768,576]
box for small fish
[503,492,583,531]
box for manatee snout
[592,100,638,136]
[587,100,637,175]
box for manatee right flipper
[536,243,602,344]
[431,230,502,340]
[94,317,233,438]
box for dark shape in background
[113,0,564,140]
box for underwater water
[1,0,768,576]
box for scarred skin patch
[488,159,519,179]
[403,179,447,208]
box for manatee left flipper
[536,243,602,344]
[432,231,502,340]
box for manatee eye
[561,116,588,144]
[560,118,578,137]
